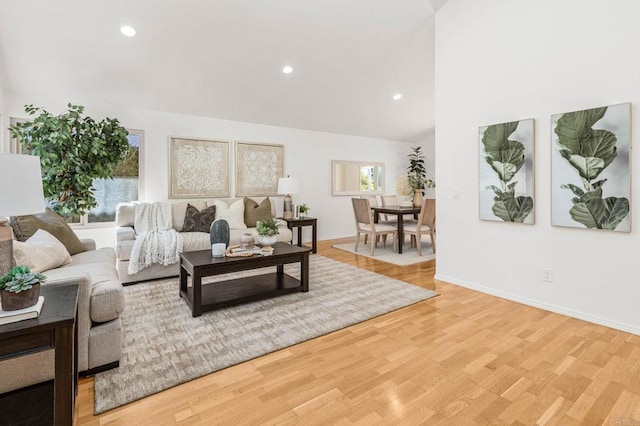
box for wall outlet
[543,269,553,282]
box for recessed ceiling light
[282,66,293,74]
[393,93,403,100]
[120,26,136,37]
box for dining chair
[403,198,436,256]
[380,195,397,222]
[351,198,398,256]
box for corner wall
[5,95,409,247]
[435,0,640,334]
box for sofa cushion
[181,232,214,252]
[182,204,216,233]
[116,240,134,261]
[13,229,72,272]
[10,207,86,255]
[213,199,247,229]
[68,247,117,266]
[244,197,273,228]
[171,201,207,231]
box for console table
[0,283,79,426]
[281,217,317,254]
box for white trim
[434,273,640,336]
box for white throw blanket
[128,202,184,275]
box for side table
[0,283,79,426]
[281,217,317,254]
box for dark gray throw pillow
[182,204,216,233]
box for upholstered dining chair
[351,198,398,256]
[404,198,436,256]
[380,195,398,222]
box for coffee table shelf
[180,243,311,317]
[181,272,302,312]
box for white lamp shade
[277,177,299,195]
[0,154,46,217]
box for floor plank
[75,238,640,425]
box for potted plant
[8,103,130,218]
[298,203,310,218]
[0,266,46,311]
[256,219,280,250]
[407,146,435,207]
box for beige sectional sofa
[0,239,124,393]
[115,197,293,284]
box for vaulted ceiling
[0,0,447,142]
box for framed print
[551,103,631,232]
[235,141,284,196]
[479,118,535,224]
[169,137,230,198]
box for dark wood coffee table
[179,242,311,317]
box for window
[10,120,144,226]
[87,129,144,224]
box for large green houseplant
[9,103,130,217]
[406,146,435,206]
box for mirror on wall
[332,160,384,196]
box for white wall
[415,132,436,199]
[435,0,640,334]
[0,62,5,153]
[4,94,409,247]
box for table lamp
[277,176,299,219]
[0,154,46,275]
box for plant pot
[413,189,424,208]
[1,283,40,311]
[257,235,277,250]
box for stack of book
[0,296,45,325]
[229,247,264,255]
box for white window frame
[80,128,145,228]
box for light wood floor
[76,238,640,425]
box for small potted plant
[298,203,310,218]
[407,146,435,207]
[0,266,46,311]
[256,219,280,250]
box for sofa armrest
[80,238,96,251]
[40,272,93,371]
[116,226,136,243]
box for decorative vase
[257,235,277,250]
[1,283,40,311]
[240,233,255,249]
[210,219,230,248]
[413,189,424,208]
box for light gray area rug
[94,255,437,413]
[332,239,436,266]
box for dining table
[370,205,421,254]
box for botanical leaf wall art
[551,103,631,232]
[479,119,535,224]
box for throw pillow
[181,204,216,233]
[243,197,273,228]
[10,207,86,255]
[213,199,247,229]
[13,229,73,273]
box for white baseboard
[434,274,640,336]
